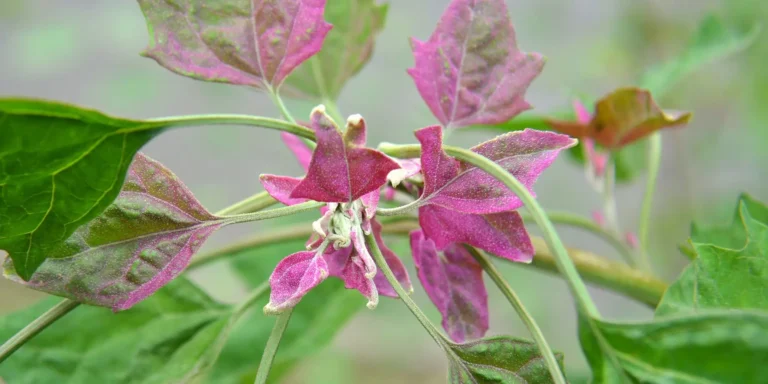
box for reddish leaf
[371,219,412,297]
[259,174,308,206]
[547,88,692,149]
[419,206,533,263]
[414,126,574,215]
[290,106,399,202]
[3,153,225,311]
[411,230,488,342]
[265,250,329,314]
[138,0,332,90]
[408,0,544,129]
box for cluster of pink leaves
[137,0,575,342]
[3,0,576,344]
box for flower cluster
[262,107,575,342]
[260,106,410,314]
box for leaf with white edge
[0,278,238,384]
[448,335,566,383]
[657,194,768,316]
[0,98,174,280]
[641,14,762,98]
[588,310,768,384]
[137,0,332,90]
[3,153,227,311]
[408,0,544,129]
[284,0,388,100]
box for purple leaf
[290,106,399,202]
[3,153,224,311]
[415,126,574,215]
[410,230,488,342]
[371,219,412,297]
[259,174,308,206]
[322,230,383,308]
[281,132,313,171]
[137,0,332,90]
[408,0,544,129]
[340,252,379,309]
[265,250,329,314]
[416,126,460,198]
[419,206,533,263]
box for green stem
[602,159,619,233]
[521,211,635,266]
[638,132,661,271]
[232,281,270,319]
[146,114,314,141]
[216,192,278,216]
[376,199,421,216]
[268,88,318,150]
[0,191,282,362]
[268,89,297,124]
[363,232,452,354]
[466,247,567,384]
[188,218,666,306]
[0,299,79,363]
[445,146,601,317]
[254,309,293,384]
[223,201,324,225]
[379,143,601,317]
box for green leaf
[3,153,227,311]
[207,237,364,383]
[447,335,566,383]
[0,278,240,383]
[657,194,768,316]
[0,99,170,280]
[640,14,762,98]
[283,0,388,101]
[592,310,768,383]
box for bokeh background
[1,0,766,382]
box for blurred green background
[1,0,766,382]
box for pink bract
[288,106,400,202]
[411,230,488,342]
[408,0,544,129]
[139,0,332,90]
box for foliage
[0,0,763,383]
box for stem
[216,192,278,216]
[521,211,635,266]
[0,299,79,363]
[187,219,666,306]
[268,89,297,124]
[364,232,454,355]
[146,114,314,141]
[638,132,661,270]
[232,281,270,319]
[223,201,324,225]
[254,309,293,384]
[268,88,319,152]
[451,147,602,317]
[0,191,282,362]
[379,143,601,317]
[376,199,421,216]
[602,160,619,232]
[466,247,567,384]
